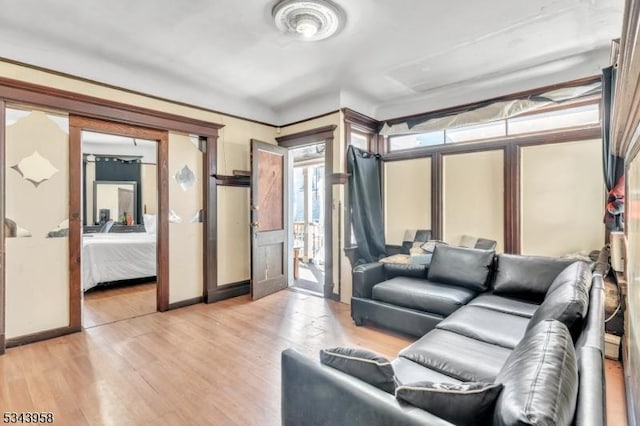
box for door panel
[251,139,289,300]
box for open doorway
[290,143,325,295]
[80,130,159,327]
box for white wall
[168,132,203,303]
[384,158,432,245]
[520,139,604,256]
[5,110,69,338]
[443,150,504,252]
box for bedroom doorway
[290,143,325,296]
[69,116,169,329]
[81,132,158,327]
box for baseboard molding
[167,296,203,311]
[6,325,81,349]
[207,280,250,303]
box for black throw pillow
[319,347,395,393]
[427,245,495,291]
[396,381,503,425]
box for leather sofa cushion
[492,254,576,302]
[427,245,495,291]
[527,261,592,340]
[320,347,395,394]
[467,293,539,318]
[494,320,578,426]
[399,329,512,382]
[384,262,428,279]
[392,358,462,386]
[396,381,503,426]
[436,305,529,349]
[372,277,476,316]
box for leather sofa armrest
[282,349,452,426]
[353,262,386,299]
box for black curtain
[602,66,625,231]
[347,146,387,265]
[95,156,143,224]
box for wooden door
[250,139,289,300]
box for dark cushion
[492,254,576,302]
[467,293,539,318]
[526,261,592,340]
[384,263,428,279]
[319,347,395,394]
[401,229,432,254]
[372,277,476,316]
[436,305,529,349]
[494,320,578,426]
[427,245,495,291]
[396,381,503,426]
[399,329,512,382]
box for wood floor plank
[0,290,628,425]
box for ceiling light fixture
[272,0,345,41]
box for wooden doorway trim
[276,125,337,299]
[69,116,170,329]
[0,101,5,354]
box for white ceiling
[0,0,624,125]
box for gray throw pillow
[320,347,395,393]
[396,381,503,425]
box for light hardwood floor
[83,282,157,328]
[0,290,629,425]
[0,290,410,425]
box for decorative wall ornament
[4,217,32,238]
[169,210,183,224]
[46,219,69,238]
[174,165,196,191]
[11,151,59,187]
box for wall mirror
[93,180,138,224]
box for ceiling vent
[272,0,345,41]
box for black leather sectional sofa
[281,245,606,426]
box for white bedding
[82,233,156,291]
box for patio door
[250,139,289,300]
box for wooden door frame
[276,125,337,299]
[0,78,222,351]
[69,116,170,328]
[0,101,5,354]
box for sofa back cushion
[427,245,495,291]
[383,262,429,279]
[526,261,592,340]
[492,254,577,302]
[494,320,578,426]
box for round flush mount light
[272,0,345,41]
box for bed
[82,232,156,291]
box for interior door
[250,139,289,300]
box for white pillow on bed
[143,214,157,234]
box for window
[350,132,370,150]
[508,103,599,135]
[387,102,600,152]
[446,121,506,143]
[389,131,444,151]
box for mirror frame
[93,180,138,224]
